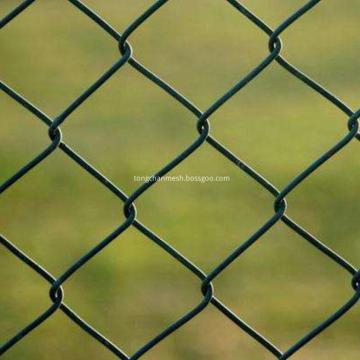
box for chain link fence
[1,0,359,358]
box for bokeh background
[1,0,360,359]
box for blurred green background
[1,0,360,359]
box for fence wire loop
[1,0,359,359]
[352,271,360,291]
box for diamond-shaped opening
[0,91,48,184]
[0,246,50,348]
[211,62,349,186]
[133,143,275,272]
[213,221,356,353]
[60,65,198,194]
[95,0,272,108]
[0,148,126,275]
[0,0,118,114]
[62,226,202,356]
[142,304,276,360]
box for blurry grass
[1,0,360,359]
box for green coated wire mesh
[1,0,359,359]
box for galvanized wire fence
[1,0,359,358]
